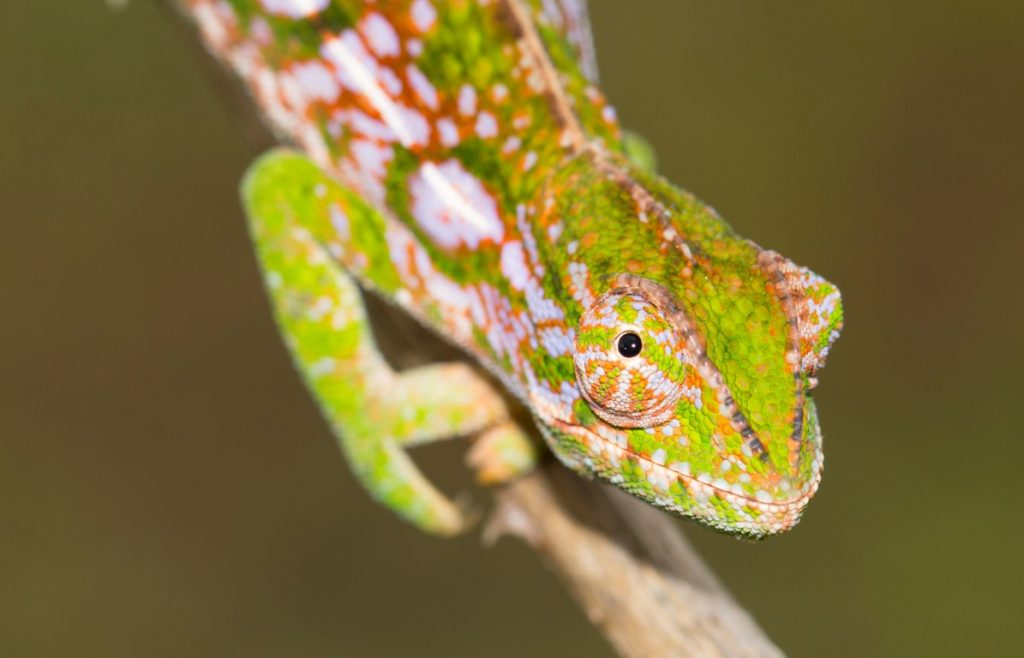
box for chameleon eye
[573,288,688,428]
[616,332,643,358]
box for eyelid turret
[572,279,690,428]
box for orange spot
[582,232,599,248]
[626,259,645,273]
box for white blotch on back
[395,105,430,145]
[500,241,531,290]
[291,60,340,103]
[410,0,438,32]
[491,83,509,103]
[359,13,400,58]
[475,111,498,139]
[409,160,505,249]
[406,64,439,110]
[297,123,330,167]
[458,85,477,116]
[259,0,329,19]
[437,118,460,147]
[193,2,231,48]
[350,139,393,183]
[249,17,273,46]
[329,204,350,240]
[343,109,395,141]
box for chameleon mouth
[549,417,822,533]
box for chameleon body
[183,0,843,538]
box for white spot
[259,0,328,19]
[350,138,393,182]
[193,3,230,48]
[424,272,473,341]
[406,64,439,110]
[410,0,437,32]
[500,241,531,290]
[475,111,498,139]
[250,17,273,46]
[291,61,339,103]
[672,462,691,476]
[491,83,509,103]
[308,356,336,377]
[329,204,350,240]
[395,105,431,146]
[298,124,330,167]
[521,151,538,171]
[308,295,334,321]
[378,67,403,96]
[409,160,505,249]
[458,85,477,116]
[359,13,400,58]
[502,136,522,154]
[344,109,395,141]
[437,118,460,147]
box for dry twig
[489,463,784,658]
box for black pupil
[616,332,643,358]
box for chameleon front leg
[242,150,534,535]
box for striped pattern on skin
[186,0,843,538]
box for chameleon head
[530,159,843,539]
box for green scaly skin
[186,0,843,538]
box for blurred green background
[3,1,1023,656]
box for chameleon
[179,0,843,539]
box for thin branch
[488,463,784,658]
[155,2,786,655]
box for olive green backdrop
[3,1,1022,656]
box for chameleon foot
[467,422,538,486]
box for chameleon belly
[185,0,843,538]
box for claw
[467,422,538,486]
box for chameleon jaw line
[549,417,822,535]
